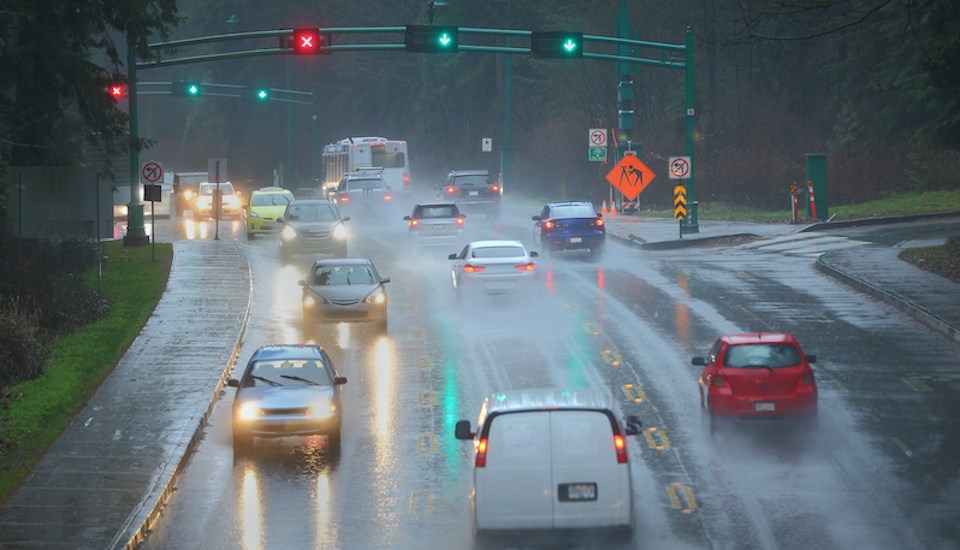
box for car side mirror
[227,379,240,387]
[276,217,284,223]
[380,277,391,284]
[403,215,411,220]
[805,354,817,364]
[691,357,706,366]
[454,420,474,440]
[624,414,643,436]
[334,376,348,385]
[448,253,458,260]
[530,251,539,258]
[532,215,540,221]
[341,216,351,222]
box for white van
[454,389,642,539]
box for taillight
[339,194,349,203]
[614,434,628,464]
[445,186,456,194]
[456,217,464,226]
[403,173,410,185]
[515,262,536,271]
[489,184,500,193]
[712,375,727,388]
[463,264,485,273]
[543,220,556,230]
[799,371,816,386]
[409,219,419,228]
[384,193,392,201]
[594,218,605,227]
[476,438,488,467]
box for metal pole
[151,197,155,261]
[96,174,102,292]
[214,161,221,240]
[682,26,699,233]
[17,170,23,257]
[124,33,149,246]
[311,88,319,183]
[500,0,513,196]
[286,57,293,184]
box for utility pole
[124,33,149,246]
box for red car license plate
[755,402,775,412]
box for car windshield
[198,183,235,196]
[248,359,332,385]
[285,203,340,221]
[452,175,489,187]
[251,193,293,207]
[723,344,802,369]
[416,205,459,218]
[346,179,384,191]
[471,246,525,259]
[551,204,597,218]
[312,264,376,285]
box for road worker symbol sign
[605,154,656,200]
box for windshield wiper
[251,375,280,386]
[280,374,321,385]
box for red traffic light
[108,84,126,100]
[291,28,330,54]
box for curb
[609,232,761,251]
[799,211,960,232]
[815,254,960,345]
[119,242,254,550]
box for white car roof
[469,240,526,249]
[483,388,617,415]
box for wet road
[136,203,960,549]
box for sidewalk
[0,213,957,549]
[0,239,250,550]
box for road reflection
[370,337,396,439]
[239,465,264,550]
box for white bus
[321,137,411,195]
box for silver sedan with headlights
[277,199,349,264]
[227,344,347,453]
[300,258,390,331]
[448,240,540,300]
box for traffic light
[253,87,270,101]
[172,81,202,97]
[108,83,126,101]
[286,28,331,54]
[405,25,459,53]
[531,31,583,59]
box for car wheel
[590,244,605,261]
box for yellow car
[244,186,295,239]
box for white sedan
[448,240,540,298]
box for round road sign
[141,161,163,184]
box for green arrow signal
[256,89,269,100]
[438,33,452,47]
[563,39,578,53]
[187,84,200,96]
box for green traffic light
[187,84,200,96]
[437,32,452,48]
[256,89,269,100]
[562,38,578,54]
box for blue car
[532,201,606,260]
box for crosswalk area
[734,232,870,257]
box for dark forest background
[3,0,959,211]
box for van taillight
[614,434,628,464]
[476,438,488,467]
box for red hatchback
[693,333,817,425]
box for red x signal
[291,28,328,54]
[108,84,126,100]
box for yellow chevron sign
[674,185,687,220]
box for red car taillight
[799,371,816,387]
[614,434,628,464]
[476,438,488,467]
[463,264,485,273]
[515,262,536,271]
[712,375,728,388]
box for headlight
[308,401,337,419]
[332,223,347,241]
[184,191,194,200]
[238,403,261,420]
[364,287,386,304]
[281,225,298,240]
[303,295,316,308]
[248,211,260,218]
[227,195,241,207]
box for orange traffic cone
[609,202,617,216]
[601,200,609,215]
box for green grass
[633,189,960,223]
[0,241,172,504]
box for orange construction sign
[605,153,656,200]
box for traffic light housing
[172,81,202,97]
[531,31,583,59]
[285,28,331,54]
[618,73,634,132]
[405,25,459,53]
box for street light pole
[500,0,513,195]
[124,33,149,246]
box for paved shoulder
[0,240,252,550]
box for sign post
[588,128,607,163]
[674,185,687,239]
[209,158,227,240]
[140,161,163,261]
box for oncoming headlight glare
[308,402,336,419]
[281,225,297,240]
[333,223,347,240]
[238,403,261,420]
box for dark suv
[439,170,501,219]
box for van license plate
[559,482,597,502]
[755,402,775,412]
